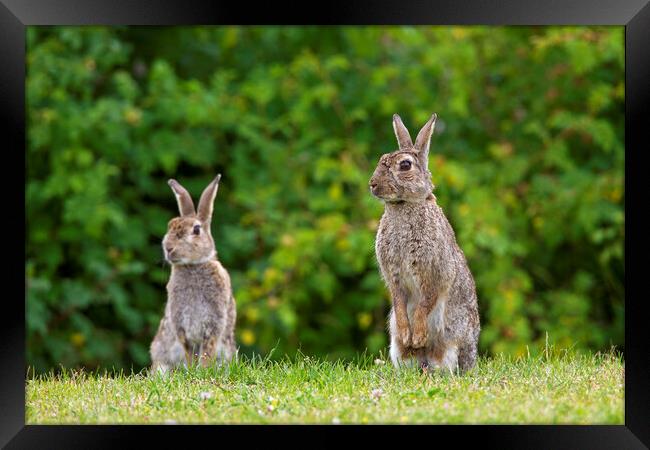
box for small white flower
[267,396,279,408]
[164,419,178,425]
[199,391,213,400]
[370,388,384,401]
[332,417,341,425]
[374,359,385,366]
[267,404,275,412]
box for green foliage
[26,26,624,372]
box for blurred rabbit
[370,113,480,373]
[150,174,237,373]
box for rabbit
[369,113,480,373]
[150,174,237,373]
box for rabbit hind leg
[216,335,236,364]
[389,340,419,369]
[150,316,185,373]
[425,343,458,375]
[388,311,419,369]
[150,360,170,376]
[457,342,478,372]
[199,335,219,368]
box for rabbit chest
[167,263,227,344]
[376,201,451,300]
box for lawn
[26,348,624,424]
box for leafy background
[26,26,624,373]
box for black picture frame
[5,0,648,447]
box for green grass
[26,349,624,424]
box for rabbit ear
[393,114,413,150]
[168,179,196,217]
[197,174,221,225]
[414,113,437,162]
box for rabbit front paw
[399,327,412,348]
[411,328,428,348]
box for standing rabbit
[150,174,237,373]
[369,113,480,373]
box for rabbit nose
[166,246,174,254]
[370,181,378,189]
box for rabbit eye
[399,160,412,171]
[193,224,201,235]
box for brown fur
[150,175,237,373]
[370,114,480,373]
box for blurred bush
[26,26,624,372]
